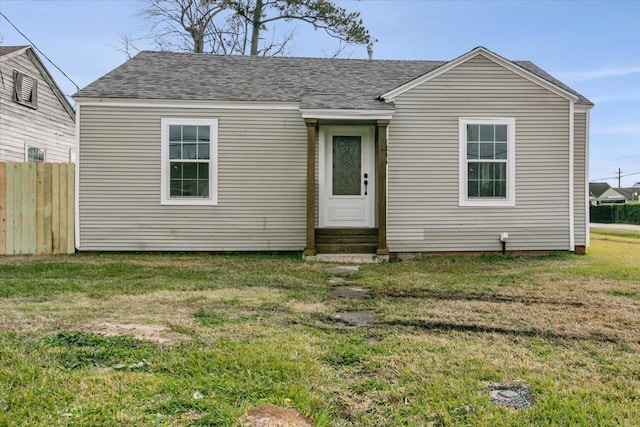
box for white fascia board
[73,97,300,110]
[382,47,579,103]
[300,109,394,120]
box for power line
[593,171,640,182]
[0,11,80,91]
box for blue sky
[1,0,638,186]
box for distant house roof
[589,182,612,198]
[73,47,593,110]
[0,45,30,57]
[0,45,75,121]
[614,187,640,201]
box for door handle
[364,173,368,195]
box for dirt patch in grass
[80,321,186,344]
[240,404,314,427]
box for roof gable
[2,46,75,121]
[381,46,582,105]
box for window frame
[160,118,218,206]
[26,146,46,163]
[459,117,516,207]
[13,70,38,109]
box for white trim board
[300,109,394,120]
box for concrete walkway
[590,223,640,232]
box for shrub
[590,204,640,225]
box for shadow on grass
[376,289,584,307]
[382,319,621,344]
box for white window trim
[459,117,516,207]
[160,118,218,206]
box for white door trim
[319,125,375,228]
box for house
[613,187,640,203]
[0,46,76,163]
[72,46,593,257]
[589,182,625,205]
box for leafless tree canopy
[135,0,374,56]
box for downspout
[569,101,575,251]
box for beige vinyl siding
[0,51,75,162]
[79,105,307,251]
[388,54,572,252]
[574,112,587,247]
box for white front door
[319,126,375,228]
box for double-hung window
[161,118,218,205]
[27,146,45,163]
[459,118,515,206]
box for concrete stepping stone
[325,266,359,275]
[328,276,347,284]
[334,310,377,327]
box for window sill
[459,199,515,207]
[161,197,218,206]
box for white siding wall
[78,105,307,251]
[0,51,75,162]
[388,55,573,252]
[574,112,587,247]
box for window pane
[495,125,507,142]
[170,162,182,179]
[182,180,198,196]
[480,125,494,141]
[182,163,198,179]
[198,126,210,142]
[467,142,478,159]
[197,143,210,160]
[170,143,181,159]
[170,180,183,197]
[332,135,361,196]
[478,162,494,180]
[183,143,197,159]
[468,163,478,180]
[198,163,209,179]
[479,142,494,159]
[468,179,479,197]
[495,180,506,198]
[479,180,494,197]
[467,125,479,142]
[169,125,182,142]
[197,181,209,197]
[496,163,507,180]
[182,126,197,142]
[495,143,507,160]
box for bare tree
[136,0,373,56]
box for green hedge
[590,204,640,225]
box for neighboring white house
[0,46,75,163]
[73,47,593,257]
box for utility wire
[593,171,640,182]
[0,11,80,91]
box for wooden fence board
[52,163,61,254]
[44,163,53,254]
[0,163,5,255]
[36,163,45,254]
[5,164,14,254]
[66,164,75,253]
[59,164,68,253]
[0,162,74,255]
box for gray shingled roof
[0,45,29,57]
[589,182,612,198]
[74,50,592,109]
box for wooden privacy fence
[0,162,75,255]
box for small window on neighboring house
[13,70,38,109]
[459,118,516,207]
[27,147,45,163]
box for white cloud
[556,66,640,83]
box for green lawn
[1,232,639,426]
